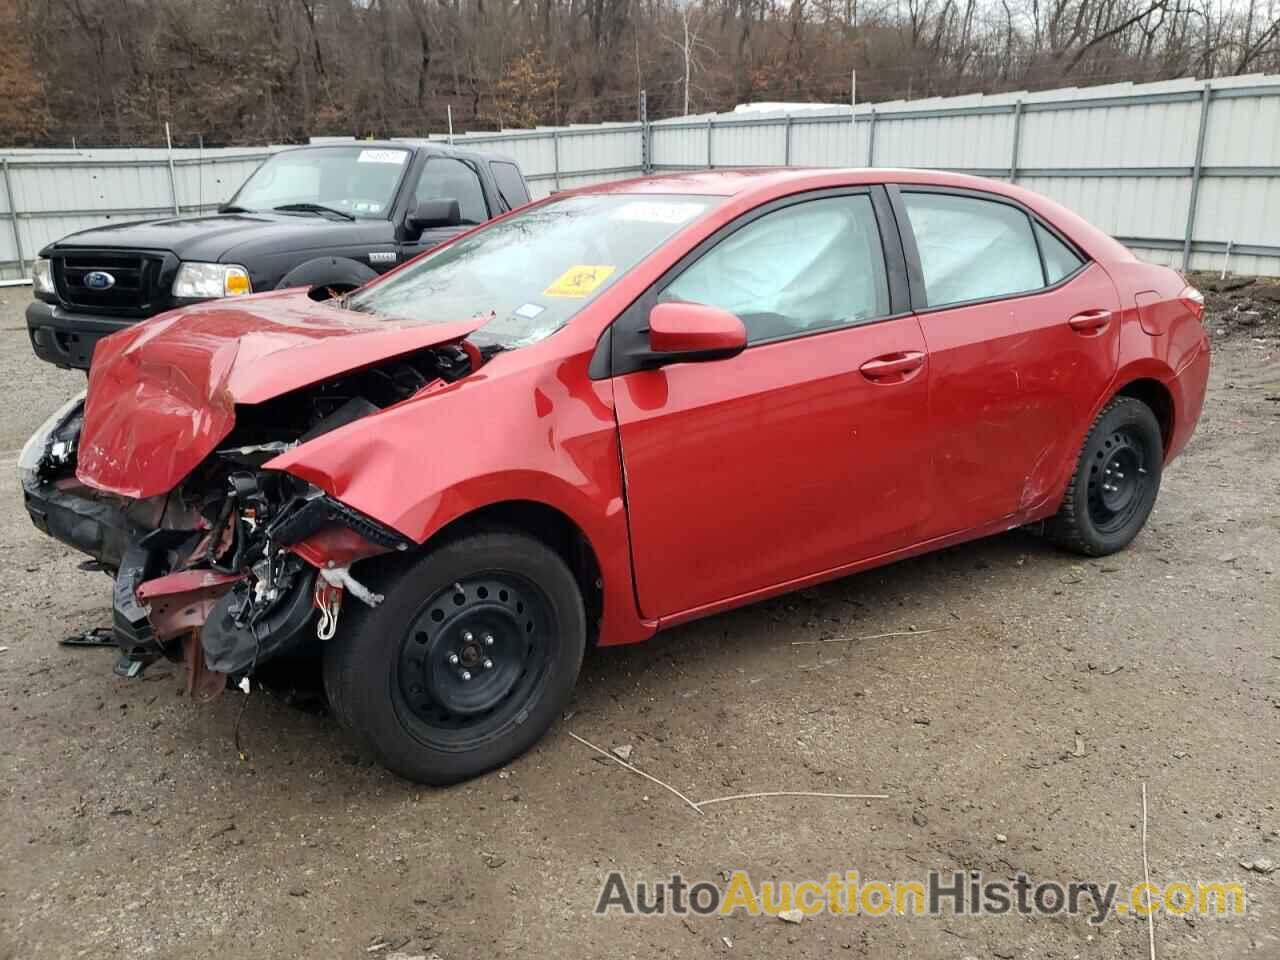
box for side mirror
[406,198,461,235]
[647,301,748,363]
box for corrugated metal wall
[0,147,280,280]
[3,74,1279,280]
[649,75,1280,276]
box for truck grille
[55,252,163,315]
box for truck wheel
[1045,396,1164,556]
[322,530,586,785]
[274,256,379,297]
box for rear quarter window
[1035,222,1085,284]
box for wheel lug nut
[462,630,473,643]
[459,670,472,681]
[483,658,493,670]
[483,633,494,646]
[447,653,459,665]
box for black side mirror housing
[406,198,461,236]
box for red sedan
[20,169,1210,784]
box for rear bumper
[26,299,139,370]
[1166,335,1211,463]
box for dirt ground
[1,277,1277,960]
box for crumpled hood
[76,289,486,499]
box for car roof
[280,140,519,166]
[566,167,1133,264]
[569,166,1018,197]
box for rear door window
[901,192,1044,307]
[491,162,530,208]
[416,157,489,224]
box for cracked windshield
[344,193,721,347]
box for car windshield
[344,193,721,348]
[230,146,411,219]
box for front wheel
[323,530,586,784]
[1046,396,1164,556]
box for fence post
[706,116,713,169]
[164,122,180,215]
[1009,100,1023,183]
[2,158,25,276]
[784,114,792,166]
[1182,85,1211,273]
[552,129,562,191]
[639,89,649,175]
[867,109,877,167]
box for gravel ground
[0,279,1277,960]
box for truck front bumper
[26,299,138,370]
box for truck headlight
[31,257,55,295]
[172,262,252,299]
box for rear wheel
[1046,396,1164,556]
[323,530,586,784]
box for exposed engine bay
[20,341,482,692]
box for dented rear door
[892,187,1122,538]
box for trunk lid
[76,289,485,499]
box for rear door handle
[859,351,926,382]
[1068,309,1112,333]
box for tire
[322,530,586,785]
[1046,396,1164,556]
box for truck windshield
[230,146,411,219]
[344,193,721,348]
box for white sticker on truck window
[358,149,408,165]
[609,201,704,225]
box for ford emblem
[84,270,115,290]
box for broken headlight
[18,391,85,484]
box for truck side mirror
[406,199,461,236]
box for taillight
[1180,284,1205,322]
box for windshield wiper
[219,204,254,214]
[273,203,355,221]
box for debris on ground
[778,909,803,924]
[611,744,633,761]
[58,627,115,647]
[1240,857,1276,874]
[1195,273,1280,339]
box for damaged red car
[20,169,1210,784]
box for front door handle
[859,351,926,382]
[1068,309,1112,333]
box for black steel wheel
[394,573,556,751]
[323,530,586,784]
[1047,396,1163,556]
[1085,427,1152,535]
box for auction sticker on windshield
[358,149,407,165]
[543,265,616,298]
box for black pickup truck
[27,141,531,369]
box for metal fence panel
[4,75,1280,280]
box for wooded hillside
[4,0,1277,146]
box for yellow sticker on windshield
[543,265,616,299]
